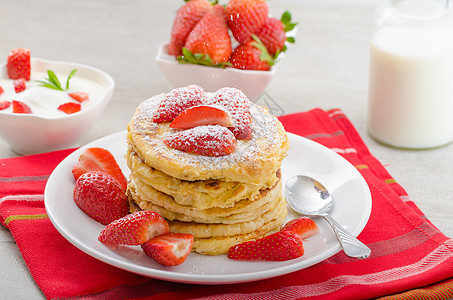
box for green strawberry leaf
[177,47,231,68]
[251,35,275,66]
[281,11,298,33]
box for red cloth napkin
[1,108,453,300]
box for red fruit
[153,85,208,123]
[281,217,320,239]
[163,125,236,156]
[72,147,128,191]
[58,102,81,114]
[73,171,129,225]
[170,105,233,129]
[209,87,252,140]
[141,232,194,267]
[228,231,304,261]
[168,0,213,56]
[230,35,274,71]
[0,86,4,96]
[225,0,268,44]
[0,101,11,111]
[13,78,27,93]
[12,100,32,114]
[183,5,232,65]
[68,92,89,103]
[7,48,31,80]
[98,210,169,245]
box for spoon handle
[322,215,371,259]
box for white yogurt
[368,25,453,148]
[0,71,105,118]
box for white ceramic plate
[44,131,372,285]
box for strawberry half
[170,105,233,129]
[73,171,129,225]
[153,85,208,123]
[7,48,31,80]
[98,210,169,245]
[182,4,232,66]
[141,232,194,267]
[228,231,304,261]
[72,147,128,191]
[13,78,27,93]
[68,92,89,103]
[0,101,11,111]
[58,102,81,114]
[168,0,213,56]
[12,100,32,114]
[281,217,320,239]
[163,125,236,156]
[225,0,268,44]
[209,87,252,140]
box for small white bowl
[0,58,114,155]
[155,43,281,101]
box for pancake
[127,148,279,209]
[127,93,289,184]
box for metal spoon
[285,175,371,259]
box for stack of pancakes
[126,88,289,255]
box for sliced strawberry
[209,87,252,140]
[281,217,320,239]
[98,210,169,245]
[141,232,194,267]
[58,102,81,114]
[12,100,32,114]
[68,92,89,103]
[0,101,11,111]
[225,0,268,44]
[168,0,213,56]
[182,4,232,65]
[170,105,233,129]
[0,86,4,96]
[72,147,128,191]
[73,171,129,225]
[228,231,304,261]
[13,78,27,93]
[163,125,236,156]
[153,85,208,123]
[230,35,274,71]
[7,48,31,80]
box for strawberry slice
[209,87,252,140]
[228,231,304,261]
[7,48,31,80]
[12,100,32,114]
[281,217,320,239]
[141,232,194,267]
[163,125,236,156]
[68,92,89,103]
[98,210,169,245]
[58,102,81,114]
[153,85,208,123]
[73,171,129,225]
[0,86,4,96]
[13,78,27,93]
[0,101,11,111]
[170,105,233,129]
[72,147,128,191]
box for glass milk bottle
[367,0,453,149]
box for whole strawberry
[73,171,129,225]
[7,48,31,80]
[98,210,169,245]
[168,0,213,56]
[225,0,268,44]
[163,125,236,156]
[230,35,274,71]
[142,232,194,267]
[228,231,304,261]
[254,11,297,56]
[182,4,232,65]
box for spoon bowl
[285,175,371,259]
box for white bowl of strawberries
[156,0,296,101]
[0,48,115,155]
